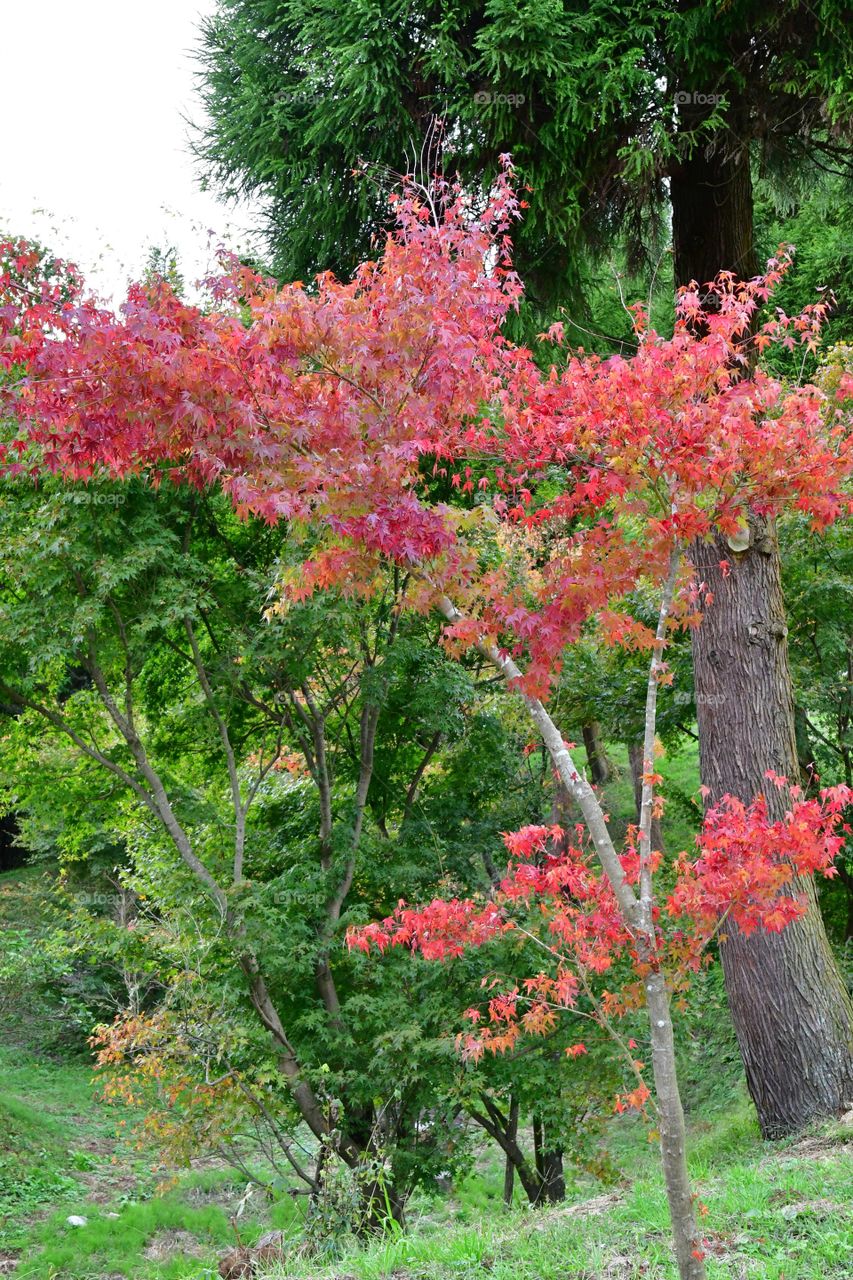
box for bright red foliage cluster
[668,777,852,935]
[349,782,851,1079]
[2,171,853,700]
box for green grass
[0,1043,132,1224]
[6,1022,850,1280]
[253,1123,853,1280]
[0,1037,304,1277]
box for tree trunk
[689,522,853,1134]
[793,704,818,790]
[628,739,665,853]
[532,1113,543,1178]
[670,95,758,291]
[469,1097,547,1207]
[646,970,707,1280]
[671,80,853,1133]
[532,1113,565,1204]
[836,863,853,943]
[437,592,707,1278]
[503,1096,519,1206]
[582,721,610,785]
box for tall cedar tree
[194,0,853,307]
[195,0,853,1134]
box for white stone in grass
[66,1215,88,1228]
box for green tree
[195,0,853,309]
[0,476,611,1214]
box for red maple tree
[3,167,852,1279]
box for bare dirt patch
[143,1229,207,1261]
[776,1134,853,1165]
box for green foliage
[195,0,853,317]
[754,173,853,382]
[0,475,611,1204]
[143,244,186,298]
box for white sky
[0,0,260,304]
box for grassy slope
[2,1035,850,1280]
[266,1120,853,1280]
[0,1031,310,1277]
[1,743,851,1278]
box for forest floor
[1,992,851,1279]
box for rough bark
[670,95,759,292]
[671,81,853,1133]
[689,522,853,1135]
[582,721,610,785]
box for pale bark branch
[184,617,246,883]
[637,545,681,923]
[434,595,642,933]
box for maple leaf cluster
[668,777,852,936]
[0,174,520,568]
[2,170,852,702]
[349,783,851,1086]
[4,171,853,1123]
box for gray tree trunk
[690,521,853,1134]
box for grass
[0,1041,152,1247]
[254,1121,853,1280]
[4,1034,848,1280]
[0,1036,304,1277]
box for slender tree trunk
[582,721,610,785]
[468,1097,544,1206]
[793,704,818,790]
[689,523,853,1134]
[503,1096,519,1206]
[532,1114,544,1184]
[438,591,707,1278]
[646,970,706,1280]
[532,1113,565,1203]
[628,739,665,854]
[836,863,853,943]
